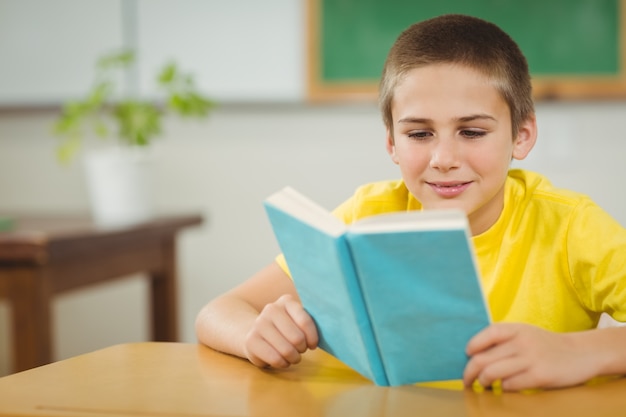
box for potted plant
[53,50,215,226]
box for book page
[265,187,346,236]
[350,209,468,233]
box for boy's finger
[262,322,304,365]
[463,338,519,386]
[466,323,519,355]
[245,334,289,369]
[284,299,319,349]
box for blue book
[264,186,491,386]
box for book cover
[264,186,491,386]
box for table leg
[7,267,53,373]
[149,237,179,342]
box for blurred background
[1,0,625,376]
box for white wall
[137,0,305,101]
[0,0,304,104]
[1,1,626,376]
[0,0,124,104]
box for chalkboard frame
[306,0,626,102]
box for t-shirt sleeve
[567,199,626,322]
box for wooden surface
[0,342,624,417]
[0,214,203,373]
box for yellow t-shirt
[276,169,626,329]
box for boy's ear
[512,115,538,161]
[386,129,400,164]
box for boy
[195,14,626,391]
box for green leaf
[158,62,178,86]
[113,101,162,146]
[86,82,112,107]
[97,49,135,70]
[168,91,215,117]
[56,134,82,165]
[52,48,215,164]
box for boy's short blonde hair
[380,14,534,137]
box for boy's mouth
[426,181,472,198]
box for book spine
[338,236,389,386]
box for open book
[264,186,491,386]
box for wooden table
[0,214,203,374]
[0,342,624,417]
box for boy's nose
[429,139,461,171]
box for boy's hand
[463,323,599,391]
[243,294,319,369]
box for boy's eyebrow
[397,114,497,124]
[456,114,497,123]
[397,117,431,124]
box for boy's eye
[407,130,432,139]
[460,129,486,139]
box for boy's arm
[195,262,318,368]
[463,323,626,391]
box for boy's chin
[421,201,470,214]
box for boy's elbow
[194,303,213,346]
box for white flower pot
[83,147,155,227]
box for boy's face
[386,64,536,235]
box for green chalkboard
[307,0,626,101]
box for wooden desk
[0,214,203,373]
[0,342,624,417]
